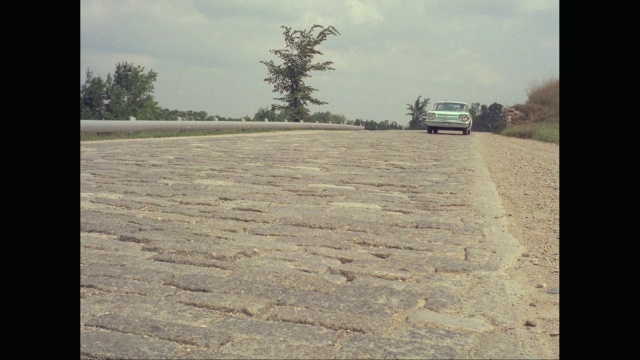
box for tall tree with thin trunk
[406,96,430,129]
[260,25,340,122]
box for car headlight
[458,115,470,122]
[426,113,436,120]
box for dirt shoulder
[476,132,560,359]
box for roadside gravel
[476,132,560,359]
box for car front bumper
[424,121,470,129]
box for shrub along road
[81,130,559,359]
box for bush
[501,76,559,143]
[501,121,559,144]
[522,77,559,123]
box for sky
[80,0,559,125]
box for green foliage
[375,120,401,130]
[80,69,108,120]
[472,102,506,132]
[308,111,348,124]
[469,102,481,120]
[498,76,559,143]
[158,109,208,121]
[353,118,403,130]
[253,106,278,122]
[105,62,162,120]
[526,77,559,120]
[251,108,403,128]
[501,121,559,144]
[81,62,162,120]
[260,25,340,122]
[406,96,429,129]
[515,77,559,123]
[309,111,331,123]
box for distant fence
[81,120,365,133]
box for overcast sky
[80,0,559,125]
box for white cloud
[346,0,384,25]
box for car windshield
[436,103,466,111]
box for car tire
[462,128,469,135]
[427,126,432,134]
[433,129,438,134]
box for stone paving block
[234,250,343,272]
[261,231,356,250]
[231,267,341,293]
[152,253,236,270]
[85,314,230,348]
[82,292,228,328]
[276,290,396,318]
[395,326,473,351]
[422,290,463,313]
[80,263,175,283]
[81,296,111,324]
[209,317,337,344]
[406,309,493,332]
[345,232,462,253]
[80,276,177,297]
[81,249,154,266]
[464,247,492,262]
[165,272,289,298]
[141,239,231,258]
[338,333,458,359]
[383,252,446,275]
[304,245,376,263]
[268,306,388,334]
[80,232,143,252]
[170,291,273,317]
[348,274,415,291]
[84,197,151,210]
[81,329,184,359]
[334,283,425,310]
[219,337,338,359]
[80,210,156,236]
[328,262,419,283]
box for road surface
[81,130,544,359]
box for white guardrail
[81,120,365,133]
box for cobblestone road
[81,130,529,359]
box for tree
[406,96,430,129]
[309,111,331,123]
[104,62,162,120]
[473,102,506,132]
[260,25,340,122]
[469,102,481,121]
[80,69,107,119]
[485,102,506,132]
[253,106,277,122]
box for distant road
[81,120,364,133]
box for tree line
[81,24,506,132]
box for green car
[424,101,473,135]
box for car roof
[435,101,467,104]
